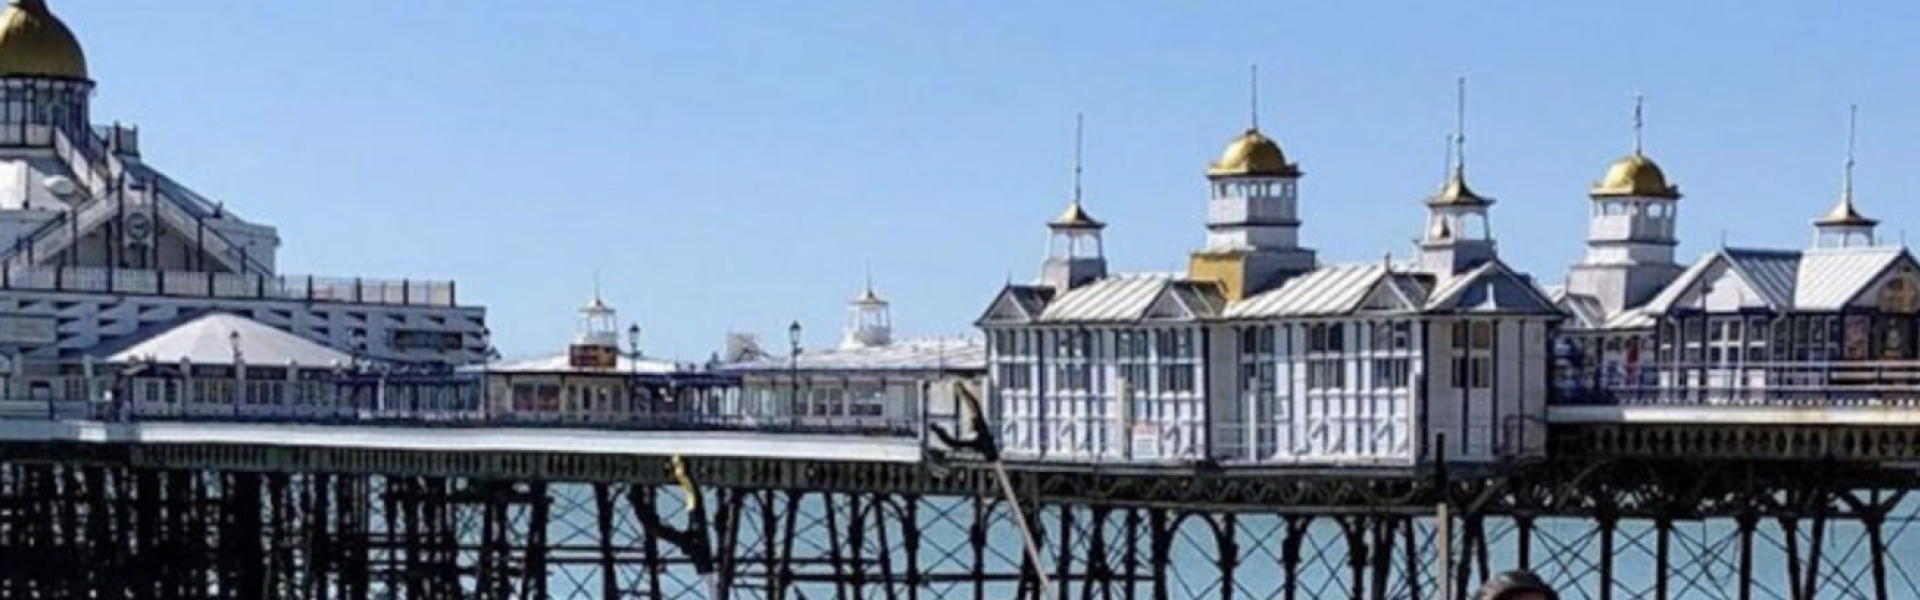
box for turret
[1565,97,1684,317]
[1418,79,1498,280]
[1040,116,1108,293]
[841,278,893,349]
[1812,106,1879,250]
[1188,68,1316,301]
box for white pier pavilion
[0,0,487,405]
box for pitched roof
[1424,260,1561,314]
[723,338,985,374]
[1038,274,1178,323]
[1645,246,1911,314]
[488,353,689,375]
[1226,264,1390,319]
[106,313,352,367]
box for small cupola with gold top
[1814,106,1880,249]
[1188,66,1317,302]
[1041,115,1108,293]
[1418,79,1498,279]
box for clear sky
[54,1,1920,359]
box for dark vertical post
[971,497,989,600]
[1655,517,1672,600]
[1280,516,1305,600]
[1515,516,1534,572]
[1218,514,1238,600]
[1737,514,1756,600]
[596,484,620,600]
[1782,516,1803,600]
[1056,505,1074,600]
[1150,510,1172,600]
[1867,512,1890,600]
[1598,514,1617,600]
[1804,505,1827,600]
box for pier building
[0,0,487,406]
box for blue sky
[56,1,1920,359]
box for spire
[1249,64,1260,130]
[1052,113,1104,230]
[1454,76,1467,172]
[1429,77,1490,207]
[1841,103,1858,210]
[1632,93,1645,156]
[1072,112,1084,207]
[1816,104,1878,231]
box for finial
[863,260,876,296]
[1454,77,1468,171]
[1249,64,1261,130]
[1842,103,1858,207]
[1632,94,1646,155]
[1072,112,1085,206]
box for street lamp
[788,321,803,428]
[229,329,244,419]
[627,323,643,419]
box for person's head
[1476,570,1558,600]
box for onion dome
[1207,128,1300,178]
[1428,166,1493,207]
[1815,197,1878,228]
[853,284,887,306]
[1049,200,1105,230]
[1591,152,1680,199]
[0,0,87,80]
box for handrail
[0,265,462,307]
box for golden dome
[0,0,87,80]
[1428,166,1492,207]
[1591,152,1679,198]
[1049,200,1104,229]
[1815,196,1878,228]
[1207,128,1299,178]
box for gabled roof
[977,285,1054,326]
[106,313,351,367]
[722,338,986,374]
[1027,274,1223,324]
[1228,264,1404,319]
[1424,260,1561,315]
[1551,288,1607,330]
[1643,246,1912,314]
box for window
[1159,364,1195,394]
[997,364,1032,391]
[1452,321,1494,389]
[1371,358,1411,389]
[1053,330,1092,392]
[1306,323,1347,391]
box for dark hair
[1476,570,1558,600]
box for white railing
[0,265,461,307]
[1560,361,1920,408]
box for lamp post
[788,321,803,429]
[627,323,643,421]
[229,329,244,420]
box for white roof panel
[107,313,352,367]
[1038,274,1176,323]
[1226,264,1386,319]
[1795,247,1906,310]
[723,338,986,374]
